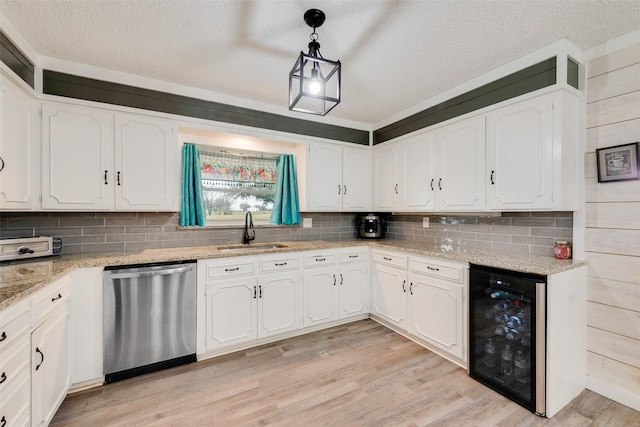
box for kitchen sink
[216,243,288,252]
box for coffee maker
[356,214,385,239]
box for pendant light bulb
[309,68,321,94]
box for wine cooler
[468,264,546,416]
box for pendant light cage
[288,9,341,116]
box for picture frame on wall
[596,142,640,183]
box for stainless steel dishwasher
[103,260,197,383]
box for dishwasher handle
[107,265,194,280]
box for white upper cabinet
[400,132,436,211]
[307,143,371,211]
[342,147,372,211]
[114,114,178,210]
[372,142,399,211]
[436,116,486,211]
[374,115,485,212]
[486,91,578,211]
[42,103,179,211]
[42,103,114,210]
[487,94,553,210]
[0,75,37,210]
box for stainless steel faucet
[243,210,255,244]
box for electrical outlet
[423,217,430,228]
[303,218,312,228]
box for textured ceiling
[1,0,640,126]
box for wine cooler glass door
[468,265,545,414]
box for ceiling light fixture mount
[288,8,341,116]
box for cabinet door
[371,264,407,329]
[437,116,486,211]
[487,96,553,210]
[31,306,71,427]
[400,134,436,211]
[307,143,343,211]
[0,75,35,210]
[407,272,464,360]
[258,271,303,338]
[205,277,257,351]
[114,114,179,211]
[342,147,371,211]
[42,103,114,210]
[303,266,339,327]
[372,143,398,211]
[339,262,369,318]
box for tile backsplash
[386,212,573,257]
[0,211,572,256]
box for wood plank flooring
[51,320,640,427]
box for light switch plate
[303,218,312,228]
[423,217,429,228]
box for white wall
[584,41,640,412]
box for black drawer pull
[315,258,326,262]
[427,266,440,272]
[51,293,62,302]
[275,262,287,266]
[0,372,6,384]
[383,256,392,261]
[224,267,240,272]
[0,332,6,342]
[35,347,44,371]
[348,255,359,258]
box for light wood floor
[51,320,639,427]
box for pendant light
[288,9,341,116]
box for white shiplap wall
[585,42,640,411]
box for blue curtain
[270,154,301,225]
[180,143,206,226]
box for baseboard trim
[586,376,640,412]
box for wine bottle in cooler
[501,344,514,376]
[485,338,496,368]
[514,350,529,383]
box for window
[199,147,278,224]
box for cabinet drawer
[261,256,301,272]
[203,260,256,279]
[0,336,29,390]
[31,276,71,326]
[0,300,30,352]
[0,371,30,427]
[409,256,467,283]
[339,250,368,264]
[371,250,407,269]
[304,253,337,268]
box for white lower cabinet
[257,255,304,338]
[371,249,468,365]
[407,256,467,362]
[30,276,72,427]
[206,275,258,350]
[371,250,408,329]
[0,299,31,427]
[201,254,303,352]
[303,248,369,328]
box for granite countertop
[0,239,585,311]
